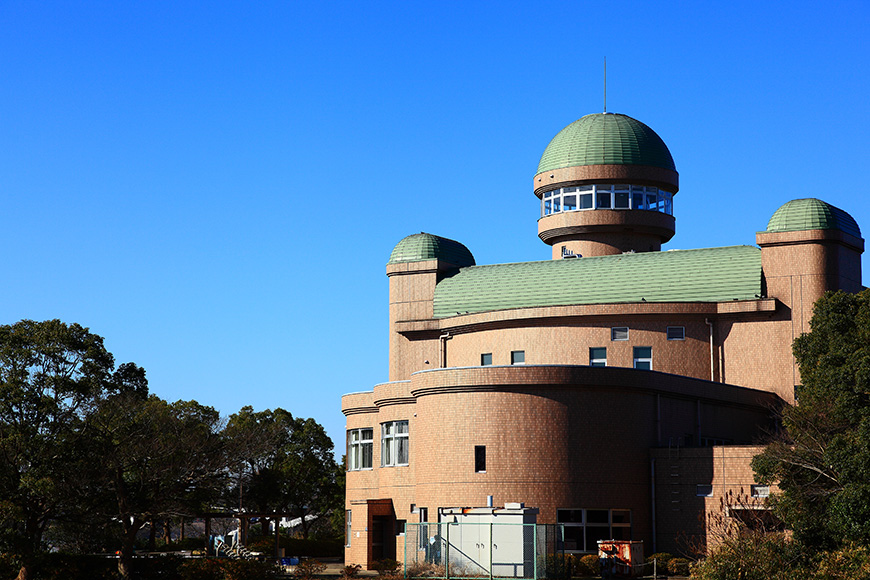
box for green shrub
[667,557,690,576]
[646,552,676,565]
[813,544,870,580]
[576,554,600,577]
[544,553,576,577]
[691,532,806,580]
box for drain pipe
[439,333,451,368]
[650,458,657,554]
[705,318,715,382]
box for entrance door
[371,516,396,562]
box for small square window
[697,484,713,497]
[611,327,629,341]
[511,350,525,365]
[633,346,652,370]
[667,326,685,340]
[589,347,607,367]
[751,485,770,498]
[474,445,486,473]
[395,520,406,535]
[481,353,492,366]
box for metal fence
[404,523,564,579]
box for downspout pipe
[439,333,451,368]
[705,318,715,382]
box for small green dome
[765,198,861,238]
[537,113,676,174]
[388,233,476,266]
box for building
[341,112,864,567]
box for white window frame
[751,485,770,498]
[347,428,373,471]
[633,346,652,370]
[346,510,352,546]
[667,326,685,340]
[611,327,629,341]
[589,347,607,367]
[381,420,409,467]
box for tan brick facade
[343,114,864,568]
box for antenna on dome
[603,57,607,113]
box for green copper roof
[388,233,476,266]
[433,246,760,318]
[537,113,676,174]
[765,198,861,238]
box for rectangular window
[511,350,525,365]
[633,347,652,370]
[417,508,429,549]
[347,428,373,470]
[697,484,713,497]
[589,347,607,367]
[557,508,632,553]
[346,510,352,546]
[396,520,406,535]
[611,327,629,341]
[579,193,593,209]
[667,326,685,340]
[751,485,770,498]
[614,191,630,209]
[475,445,486,473]
[596,190,612,209]
[563,195,577,211]
[632,192,646,210]
[381,421,409,467]
[481,353,492,366]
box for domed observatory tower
[535,113,679,259]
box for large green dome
[537,113,676,174]
[765,198,861,238]
[388,233,476,266]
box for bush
[341,563,363,578]
[405,562,446,577]
[667,557,690,576]
[179,558,225,580]
[812,544,870,580]
[544,553,576,577]
[692,531,806,580]
[177,558,278,580]
[373,558,401,575]
[295,558,328,580]
[576,554,600,577]
[646,552,676,565]
[221,558,279,580]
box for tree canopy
[753,289,870,548]
[0,319,343,580]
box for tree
[0,320,125,580]
[84,393,227,579]
[753,289,870,549]
[224,407,341,539]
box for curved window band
[541,185,673,217]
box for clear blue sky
[1,1,868,454]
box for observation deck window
[541,184,673,217]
